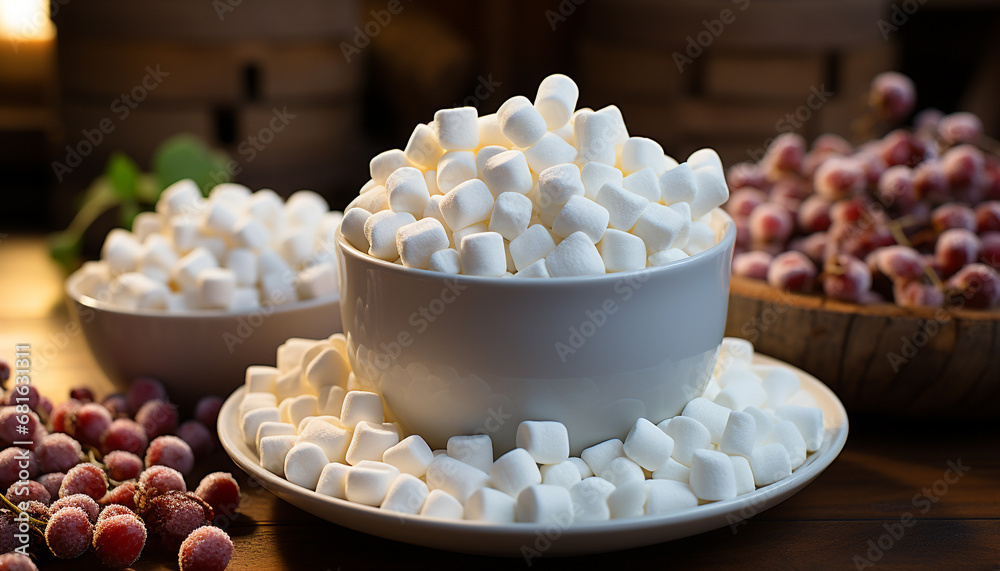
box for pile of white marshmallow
[341,74,730,278]
[73,180,342,312]
[238,336,826,524]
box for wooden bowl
[725,276,1000,418]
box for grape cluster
[0,372,239,570]
[728,71,1000,309]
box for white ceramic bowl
[337,210,736,454]
[65,271,341,407]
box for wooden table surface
[2,234,998,570]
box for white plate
[218,354,848,557]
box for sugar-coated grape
[59,463,108,501]
[939,112,983,145]
[767,251,817,292]
[726,162,769,190]
[50,398,81,433]
[823,255,872,302]
[749,203,794,245]
[0,447,37,491]
[813,133,854,156]
[814,156,864,201]
[874,245,926,282]
[66,402,112,447]
[100,418,148,456]
[145,435,195,475]
[143,491,213,549]
[948,263,1000,309]
[101,481,138,511]
[51,493,100,523]
[936,228,982,277]
[68,387,94,403]
[102,394,129,418]
[931,203,976,233]
[914,108,943,132]
[762,133,806,179]
[126,377,168,414]
[104,450,144,481]
[135,400,178,441]
[979,232,1000,270]
[98,504,134,522]
[178,525,233,571]
[6,480,50,505]
[22,500,50,522]
[177,420,214,459]
[895,280,945,308]
[136,465,186,505]
[798,195,833,234]
[870,72,916,121]
[0,552,39,571]
[877,165,917,211]
[0,509,16,554]
[3,384,39,411]
[36,396,52,420]
[195,396,223,430]
[732,251,773,280]
[830,197,868,226]
[45,506,93,559]
[725,188,768,218]
[93,513,147,569]
[854,150,888,187]
[35,432,82,474]
[941,144,985,193]
[0,408,41,445]
[37,472,65,501]
[790,232,828,265]
[975,201,1000,234]
[194,472,241,524]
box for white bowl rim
[65,268,339,319]
[338,208,737,286]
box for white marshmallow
[730,455,755,496]
[581,162,624,200]
[239,392,277,417]
[445,434,493,474]
[258,249,293,280]
[395,218,449,270]
[386,166,431,217]
[488,192,533,240]
[171,247,218,291]
[569,477,615,522]
[573,109,618,166]
[440,179,495,231]
[689,449,737,501]
[245,189,284,230]
[320,386,348,416]
[716,337,755,374]
[277,338,315,371]
[540,460,583,489]
[756,366,802,409]
[715,380,767,412]
[209,183,249,208]
[537,163,585,209]
[516,484,573,525]
[595,183,648,232]
[141,234,177,270]
[383,435,435,478]
[201,200,240,235]
[341,209,371,253]
[284,442,329,490]
[632,203,688,253]
[275,366,312,403]
[245,366,279,394]
[157,179,203,218]
[340,391,384,429]
[196,267,236,309]
[602,456,645,487]
[551,121,574,144]
[718,411,757,458]
[477,113,510,148]
[349,184,389,215]
[382,473,430,515]
[497,95,547,147]
[451,222,486,249]
[651,458,691,483]
[346,421,400,465]
[596,105,629,148]
[690,166,730,220]
[775,405,824,452]
[315,462,350,499]
[297,417,351,462]
[490,448,542,497]
[428,247,462,274]
[682,221,716,255]
[598,229,647,273]
[647,248,688,267]
[644,479,699,515]
[516,421,570,465]
[464,487,516,523]
[255,421,296,449]
[459,231,507,277]
[296,263,337,300]
[581,438,625,476]
[717,365,760,389]
[688,147,724,174]
[370,149,411,186]
[621,137,669,175]
[551,196,609,244]
[242,406,280,447]
[682,397,732,444]
[223,249,257,287]
[278,227,313,266]
[345,460,400,506]
[404,123,444,169]
[514,258,550,278]
[569,456,598,477]
[509,224,556,271]
[475,145,507,180]
[304,347,350,392]
[743,406,776,447]
[623,167,661,203]
[434,107,479,151]
[112,272,169,309]
[169,218,198,254]
[422,195,449,230]
[286,394,319,428]
[420,489,464,520]
[482,150,532,197]
[534,74,579,130]
[524,133,577,173]
[607,481,647,519]
[436,151,477,194]
[624,417,675,471]
[749,442,792,487]
[659,163,697,205]
[260,273,297,306]
[364,210,416,261]
[258,434,297,477]
[545,231,606,276]
[767,420,808,469]
[662,416,712,466]
[425,454,491,502]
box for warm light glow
[0,0,54,41]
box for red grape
[726,161,769,190]
[0,552,39,571]
[100,418,148,456]
[102,394,129,418]
[143,491,213,549]
[51,493,100,523]
[98,504,134,522]
[975,201,1000,233]
[135,400,178,440]
[732,251,773,280]
[814,156,864,201]
[37,472,65,500]
[854,150,888,187]
[194,396,224,430]
[935,228,981,277]
[941,144,985,195]
[798,195,833,234]
[136,465,186,502]
[879,130,926,168]
[0,408,41,445]
[874,245,927,282]
[45,506,93,559]
[948,263,1000,309]
[145,435,195,475]
[869,72,916,121]
[21,500,50,523]
[912,160,948,204]
[0,510,16,554]
[59,463,108,501]
[767,251,817,292]
[178,525,233,571]
[68,387,94,403]
[762,133,806,179]
[93,513,147,569]
[877,165,917,211]
[979,232,1000,270]
[725,188,768,218]
[914,108,943,133]
[823,255,872,302]
[66,402,112,448]
[194,472,241,524]
[812,133,854,156]
[6,480,50,505]
[931,203,976,233]
[104,450,144,481]
[789,232,828,264]
[4,385,39,411]
[101,481,138,511]
[50,398,81,434]
[894,281,945,308]
[126,377,167,414]
[177,420,213,459]
[749,203,794,245]
[0,447,37,491]
[939,112,983,145]
[35,432,82,474]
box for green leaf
[119,200,141,229]
[49,231,82,271]
[152,134,231,196]
[105,152,141,200]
